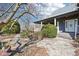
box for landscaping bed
[16,45,48,56]
[72,40,79,56]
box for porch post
[54,18,56,26]
[54,18,59,33]
[57,21,59,33]
[74,19,78,39]
[41,22,43,29]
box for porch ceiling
[56,10,79,20]
[34,10,79,24]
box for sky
[35,3,66,21]
[0,3,68,30]
[0,3,66,22]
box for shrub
[0,42,2,49]
[1,19,20,34]
[41,24,57,38]
[0,42,7,49]
[20,31,29,38]
[0,22,6,31]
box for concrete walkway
[36,37,76,56]
[57,32,73,39]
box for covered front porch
[54,11,79,39]
[34,10,79,39]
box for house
[34,3,79,39]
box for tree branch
[2,4,37,31]
[9,11,37,30]
[0,4,15,17]
[1,3,21,31]
[5,3,21,22]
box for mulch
[72,41,79,56]
[16,45,48,56]
[75,48,79,56]
[0,50,10,56]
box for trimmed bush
[1,19,20,34]
[0,42,7,49]
[20,31,29,38]
[0,22,6,31]
[0,42,2,49]
[41,24,57,38]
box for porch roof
[34,10,79,24]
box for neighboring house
[34,3,79,39]
[28,23,42,32]
[33,23,42,32]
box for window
[70,24,72,27]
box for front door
[65,20,75,32]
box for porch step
[57,32,73,39]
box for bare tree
[0,3,38,32]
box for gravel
[36,37,76,56]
